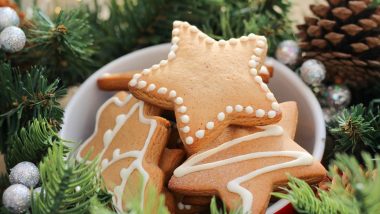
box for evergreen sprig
[0,63,65,151]
[14,8,98,84]
[328,104,380,157]
[273,153,380,214]
[4,118,59,169]
[31,144,111,214]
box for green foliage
[4,118,59,169]
[31,144,111,214]
[14,9,98,84]
[0,63,65,151]
[88,0,293,64]
[328,104,380,157]
[273,153,380,214]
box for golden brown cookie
[76,91,171,212]
[159,148,186,184]
[97,71,140,91]
[169,102,326,214]
[128,21,282,154]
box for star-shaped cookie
[168,102,326,214]
[128,21,281,154]
[76,91,170,212]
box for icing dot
[169,90,177,98]
[241,36,248,42]
[272,102,280,111]
[157,87,168,94]
[160,60,168,66]
[177,106,187,113]
[255,76,263,83]
[250,68,258,75]
[259,36,267,42]
[152,64,160,70]
[226,106,233,113]
[129,79,137,87]
[185,205,192,210]
[266,92,275,101]
[229,38,238,45]
[101,159,109,169]
[171,44,178,51]
[268,110,276,118]
[103,130,113,147]
[183,22,190,28]
[198,33,206,39]
[248,33,256,40]
[260,66,269,75]
[206,122,214,130]
[218,40,227,46]
[195,130,205,139]
[257,40,266,48]
[113,148,120,159]
[173,21,181,27]
[251,55,260,61]
[185,137,194,145]
[133,73,141,79]
[147,84,156,91]
[256,109,265,117]
[217,112,225,121]
[260,83,269,91]
[137,80,147,89]
[249,60,258,68]
[172,28,180,35]
[120,168,129,178]
[175,97,184,105]
[142,69,151,75]
[182,126,190,133]
[206,38,214,44]
[172,37,180,43]
[245,106,254,114]
[190,26,198,33]
[180,115,190,123]
[168,51,176,60]
[235,105,243,112]
[178,202,184,210]
[254,48,263,56]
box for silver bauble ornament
[300,59,326,85]
[275,40,300,66]
[9,161,40,188]
[0,26,26,53]
[322,107,336,123]
[2,184,31,214]
[327,84,351,109]
[0,7,20,31]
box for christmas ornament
[300,59,326,85]
[2,184,31,214]
[298,0,380,88]
[327,84,351,109]
[9,161,40,188]
[322,107,336,123]
[0,26,26,53]
[275,40,300,66]
[0,1,24,19]
[0,7,19,31]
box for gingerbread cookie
[76,91,171,212]
[169,102,326,214]
[128,21,282,154]
[159,148,186,184]
[164,189,209,214]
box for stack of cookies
[76,21,326,214]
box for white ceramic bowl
[61,43,325,213]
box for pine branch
[31,144,111,214]
[4,118,59,169]
[0,63,65,152]
[328,104,380,157]
[13,8,98,84]
[273,153,380,214]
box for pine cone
[298,0,380,88]
[0,0,24,20]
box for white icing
[129,79,137,87]
[229,38,238,45]
[254,76,263,83]
[174,125,313,213]
[157,87,168,94]
[272,102,280,111]
[250,68,258,76]
[255,109,265,117]
[172,28,180,35]
[75,186,81,192]
[195,130,205,139]
[160,60,168,66]
[168,51,176,60]
[268,110,276,118]
[218,40,227,46]
[113,148,120,159]
[147,84,156,91]
[133,73,141,79]
[259,66,269,75]
[181,115,190,123]
[254,48,263,56]
[142,69,151,75]
[235,105,243,112]
[173,21,181,27]
[178,202,184,210]
[171,45,178,52]
[172,37,180,43]
[206,122,214,130]
[185,205,192,210]
[260,83,269,92]
[206,38,214,44]
[256,40,266,48]
[198,33,206,40]
[177,106,187,113]
[266,93,275,101]
[152,64,160,70]
[186,136,194,145]
[182,126,190,133]
[226,106,234,113]
[241,36,248,42]
[249,60,258,68]
[245,106,254,114]
[217,112,225,121]
[190,26,198,33]
[137,81,147,89]
[175,97,184,105]
[169,90,177,98]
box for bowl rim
[61,43,326,214]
